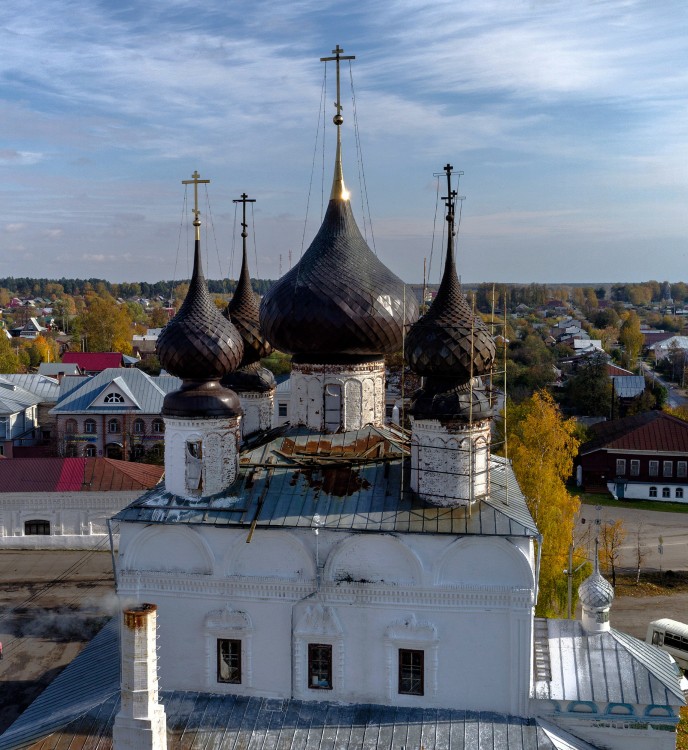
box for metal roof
[533,619,685,705]
[51,368,180,415]
[580,411,688,455]
[0,374,59,401]
[0,619,598,750]
[0,457,163,492]
[610,375,645,399]
[0,379,42,415]
[115,426,539,538]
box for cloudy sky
[1,0,686,285]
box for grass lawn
[577,491,688,514]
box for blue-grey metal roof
[50,368,181,415]
[114,426,539,538]
[37,362,81,376]
[0,379,42,415]
[533,619,685,705]
[0,618,599,750]
[610,375,645,399]
[0,374,59,402]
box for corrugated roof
[0,379,42,415]
[0,375,59,401]
[115,426,539,538]
[37,362,81,376]
[0,620,597,750]
[51,368,180,415]
[61,352,123,371]
[533,619,685,705]
[610,375,645,399]
[580,411,688,455]
[0,458,163,492]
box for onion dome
[157,173,244,417]
[405,169,495,382]
[578,554,614,610]
[260,45,418,363]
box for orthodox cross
[320,44,355,126]
[435,163,465,236]
[182,170,210,239]
[233,192,256,247]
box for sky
[1,0,687,286]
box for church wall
[0,490,138,549]
[238,391,274,437]
[116,523,535,713]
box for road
[640,361,688,408]
[577,503,688,572]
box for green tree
[502,391,583,617]
[565,353,612,417]
[0,334,22,373]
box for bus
[646,618,688,672]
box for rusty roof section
[0,458,163,493]
[115,425,539,537]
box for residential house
[577,411,688,501]
[51,367,180,460]
[0,377,41,456]
[0,373,60,449]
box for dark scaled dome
[405,246,495,381]
[260,198,418,362]
[223,245,272,368]
[157,239,244,417]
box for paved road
[577,503,688,572]
[640,361,688,408]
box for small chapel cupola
[260,45,418,432]
[221,193,276,437]
[156,171,244,497]
[405,164,496,507]
[578,539,614,634]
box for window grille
[398,649,424,696]
[308,644,332,690]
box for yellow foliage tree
[75,297,133,355]
[504,390,584,617]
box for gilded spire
[320,45,355,202]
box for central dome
[260,198,418,361]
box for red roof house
[62,352,124,375]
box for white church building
[0,46,684,750]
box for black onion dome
[223,247,272,368]
[157,241,244,381]
[405,245,495,381]
[260,198,418,361]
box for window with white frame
[294,604,343,699]
[384,615,438,700]
[663,487,671,498]
[204,607,253,690]
[104,392,124,403]
[630,459,640,476]
[308,644,333,690]
[152,419,165,433]
[649,486,657,498]
[616,459,626,475]
[108,419,120,433]
[678,461,687,478]
[663,461,673,477]
[649,461,659,476]
[676,488,684,499]
[84,419,97,434]
[133,418,145,434]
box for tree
[501,391,583,617]
[599,519,626,587]
[74,297,133,354]
[634,522,647,584]
[618,312,643,370]
[564,353,612,417]
[0,334,22,373]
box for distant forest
[0,277,277,299]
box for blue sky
[1,0,686,285]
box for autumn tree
[618,312,643,370]
[0,334,23,373]
[502,390,583,616]
[74,297,133,354]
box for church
[0,46,684,750]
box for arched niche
[324,534,422,586]
[225,531,315,580]
[436,536,534,589]
[123,525,214,575]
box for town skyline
[1,1,686,285]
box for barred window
[308,644,332,690]
[398,649,424,696]
[217,639,241,684]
